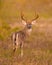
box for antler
[35,14,39,20]
[32,14,39,21]
[21,12,25,20]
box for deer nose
[28,25,32,29]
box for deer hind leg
[13,33,19,52]
[13,42,16,52]
[13,41,19,52]
[20,43,23,57]
[13,43,19,52]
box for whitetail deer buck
[12,13,39,57]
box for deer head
[21,12,39,34]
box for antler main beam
[35,14,39,20]
[21,12,25,20]
[32,14,39,21]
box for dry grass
[0,19,52,65]
[0,0,52,65]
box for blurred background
[0,0,52,40]
[0,0,52,65]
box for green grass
[0,34,4,40]
[0,0,52,64]
[0,0,4,9]
[40,11,52,18]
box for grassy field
[0,0,52,65]
[0,18,52,65]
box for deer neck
[23,27,32,36]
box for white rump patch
[12,33,15,43]
[16,34,19,47]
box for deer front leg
[13,42,16,52]
[20,43,23,57]
[13,41,19,52]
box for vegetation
[0,0,52,65]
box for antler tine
[21,11,25,20]
[35,14,39,20]
[32,14,39,21]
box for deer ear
[22,19,27,25]
[32,20,36,25]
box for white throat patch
[27,29,32,35]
